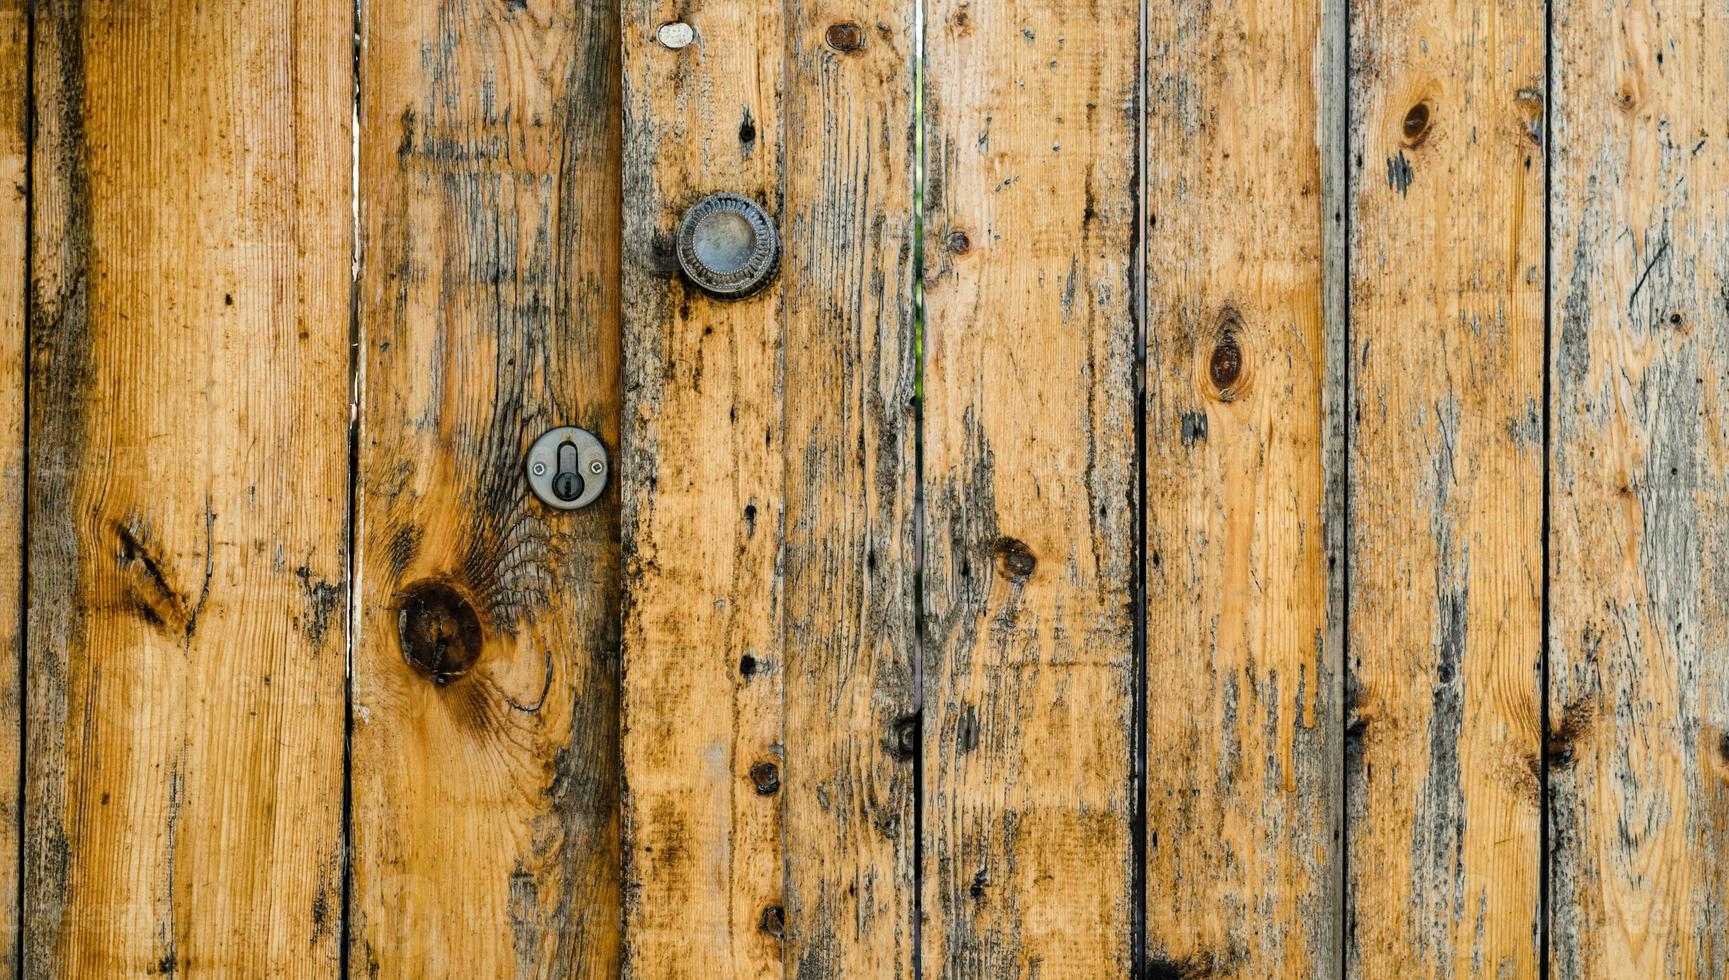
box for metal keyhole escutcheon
[676,193,780,298]
[526,426,608,511]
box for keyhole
[554,441,584,501]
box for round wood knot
[750,761,781,795]
[946,229,971,254]
[993,537,1037,581]
[826,22,865,52]
[397,580,483,683]
[1204,308,1251,402]
[759,905,786,939]
[1402,100,1433,147]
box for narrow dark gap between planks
[909,0,928,973]
[13,0,32,974]
[1537,0,1555,974]
[1131,0,1151,972]
[338,0,363,973]
[1338,0,1354,972]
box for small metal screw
[589,459,605,475]
[530,461,548,477]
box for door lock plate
[526,426,609,510]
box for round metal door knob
[676,193,779,298]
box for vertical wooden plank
[1345,0,1546,974]
[1143,0,1344,971]
[26,1,352,974]
[619,4,785,977]
[921,0,1138,971]
[0,1,22,971]
[350,0,622,974]
[1549,0,1729,974]
[780,2,919,976]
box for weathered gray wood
[1345,0,1546,973]
[921,0,1138,971]
[1548,0,1729,973]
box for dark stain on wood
[1386,151,1413,196]
[294,564,341,648]
[115,516,207,639]
[1180,410,1208,447]
[1144,953,1215,979]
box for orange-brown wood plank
[1143,0,1345,972]
[1345,0,1545,974]
[780,1,919,975]
[0,1,23,970]
[25,2,353,974]
[621,1,919,974]
[350,0,623,974]
[1548,0,1729,974]
[620,3,787,975]
[921,0,1139,971]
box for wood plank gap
[1538,0,1553,976]
[338,0,361,975]
[8,1,28,973]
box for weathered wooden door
[4,0,1728,976]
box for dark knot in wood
[759,905,785,939]
[750,761,781,795]
[1402,100,1432,147]
[397,580,484,683]
[1210,336,1242,391]
[825,22,865,52]
[993,537,1037,581]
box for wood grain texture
[1143,0,1344,973]
[921,0,1138,972]
[26,2,352,974]
[351,0,622,975]
[780,2,919,976]
[620,3,786,976]
[1549,0,1729,974]
[1345,0,1545,974]
[0,1,22,971]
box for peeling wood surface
[1345,0,1546,974]
[0,2,22,971]
[619,3,787,976]
[921,0,1138,972]
[350,0,623,975]
[1143,0,1344,973]
[1548,0,1729,975]
[25,2,352,974]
